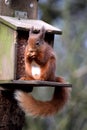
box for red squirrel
[15,26,70,117]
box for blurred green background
[23,0,87,130]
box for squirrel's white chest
[31,61,41,79]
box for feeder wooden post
[0,0,38,130]
[0,0,38,19]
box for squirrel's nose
[28,49,36,57]
[28,48,34,53]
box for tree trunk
[0,90,25,130]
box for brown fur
[15,27,70,117]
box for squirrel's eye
[36,41,40,46]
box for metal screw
[30,3,34,8]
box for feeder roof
[0,15,62,35]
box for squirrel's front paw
[19,77,27,80]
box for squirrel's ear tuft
[39,26,46,39]
[29,26,34,36]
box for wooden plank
[0,23,15,80]
[0,16,62,34]
[0,80,72,92]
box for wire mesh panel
[16,30,29,79]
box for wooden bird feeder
[0,0,72,129]
[0,16,72,90]
[0,15,69,91]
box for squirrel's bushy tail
[15,86,70,117]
